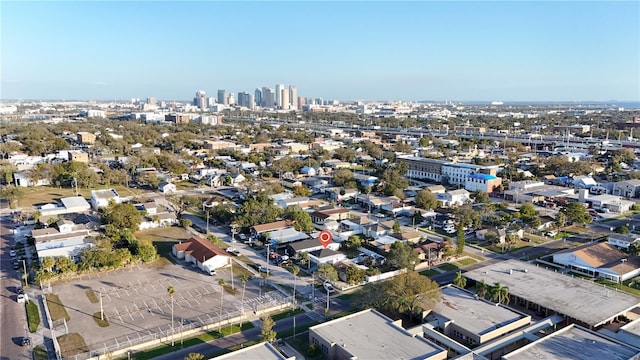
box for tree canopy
[387,242,419,270]
[101,202,143,235]
[560,202,592,225]
[415,189,438,210]
[282,206,314,232]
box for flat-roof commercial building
[464,260,640,329]
[424,286,531,347]
[502,324,640,360]
[309,308,447,360]
[211,341,293,360]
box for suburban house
[90,188,121,210]
[311,207,351,230]
[285,238,340,257]
[552,242,640,283]
[172,237,231,273]
[13,172,51,187]
[362,220,395,239]
[438,189,471,207]
[32,220,93,260]
[309,248,348,266]
[39,196,92,217]
[391,230,424,244]
[264,227,309,245]
[251,220,294,238]
[608,233,640,250]
[158,181,177,194]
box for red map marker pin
[318,230,333,248]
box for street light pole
[100,291,104,321]
[22,260,27,287]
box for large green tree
[236,194,283,228]
[102,202,143,235]
[260,316,277,343]
[282,206,314,232]
[356,272,440,320]
[416,189,438,210]
[560,202,592,225]
[387,242,419,270]
[316,263,338,282]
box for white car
[9,250,17,257]
[258,266,270,274]
[17,294,28,303]
[323,282,335,293]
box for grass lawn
[26,300,40,333]
[19,185,140,208]
[126,323,254,360]
[270,307,305,322]
[93,312,109,327]
[45,293,70,322]
[463,252,485,261]
[563,225,588,233]
[57,333,89,358]
[419,269,440,277]
[437,263,459,272]
[33,345,48,360]
[337,292,357,301]
[452,258,478,267]
[485,239,533,254]
[85,290,99,304]
[135,227,192,267]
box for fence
[52,291,290,360]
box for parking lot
[51,261,289,357]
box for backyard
[17,185,140,209]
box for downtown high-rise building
[193,90,206,110]
[217,89,227,105]
[254,88,262,107]
[237,92,255,109]
[289,85,297,110]
[262,87,275,108]
[281,89,290,110]
[275,84,284,108]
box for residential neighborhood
[2,101,640,360]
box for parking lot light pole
[22,260,27,287]
[100,291,104,321]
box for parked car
[226,247,240,256]
[17,294,28,303]
[258,265,270,274]
[15,286,24,295]
[9,250,16,257]
[207,268,217,276]
[323,282,335,293]
[545,231,558,237]
[12,260,20,270]
[20,337,30,347]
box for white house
[172,237,231,274]
[32,220,93,261]
[90,188,121,210]
[608,233,640,250]
[552,242,640,283]
[309,248,347,265]
[438,189,471,207]
[158,181,176,194]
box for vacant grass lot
[45,293,70,322]
[19,185,140,208]
[57,333,89,358]
[135,227,192,267]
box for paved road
[150,313,317,360]
[0,215,31,360]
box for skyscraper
[289,86,297,110]
[194,90,206,110]
[217,90,227,105]
[282,90,290,110]
[254,88,262,107]
[262,87,275,108]
[275,84,284,108]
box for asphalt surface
[0,215,31,360]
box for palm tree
[476,279,489,299]
[291,266,300,306]
[218,279,225,331]
[239,274,250,328]
[453,271,467,288]
[299,251,310,270]
[490,282,510,304]
[167,286,175,346]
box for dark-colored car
[15,286,24,295]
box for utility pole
[22,260,27,287]
[100,291,104,320]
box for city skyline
[2,1,639,102]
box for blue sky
[2,1,639,102]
